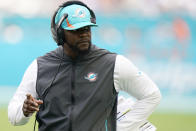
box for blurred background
[0,0,196,130]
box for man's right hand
[22,94,43,117]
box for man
[8,1,161,131]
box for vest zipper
[70,62,76,131]
[105,119,108,131]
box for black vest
[36,45,117,131]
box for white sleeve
[114,55,161,131]
[8,59,38,126]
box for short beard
[66,41,91,55]
[77,42,91,55]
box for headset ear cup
[57,28,64,46]
[51,27,58,44]
[56,13,68,46]
[51,10,59,45]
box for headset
[51,0,97,46]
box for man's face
[63,26,92,52]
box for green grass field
[1,108,196,131]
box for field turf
[1,108,196,131]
